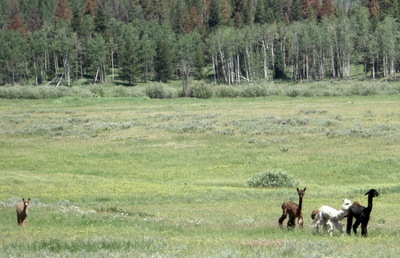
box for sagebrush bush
[145,83,173,99]
[214,85,240,98]
[247,169,299,188]
[89,85,105,97]
[187,81,213,99]
[240,85,268,97]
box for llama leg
[278,206,287,228]
[322,218,328,232]
[315,219,321,233]
[287,215,296,229]
[352,219,361,235]
[315,212,326,233]
[326,220,334,236]
[346,214,353,235]
[333,220,344,235]
[315,214,323,233]
[361,222,368,237]
[298,216,304,229]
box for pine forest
[1,0,400,92]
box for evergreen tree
[291,0,303,21]
[302,0,320,19]
[1,29,28,84]
[320,0,335,18]
[183,8,192,34]
[171,0,185,34]
[71,7,83,36]
[220,0,232,26]
[154,38,172,82]
[84,0,97,16]
[368,0,379,18]
[119,25,141,85]
[378,0,397,18]
[245,0,255,25]
[265,8,276,24]
[273,43,286,79]
[191,6,202,30]
[255,0,267,24]
[26,4,43,31]
[193,42,205,79]
[8,14,27,36]
[94,4,107,36]
[350,6,374,77]
[208,0,220,28]
[54,0,72,22]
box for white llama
[315,198,352,236]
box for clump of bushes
[240,84,268,97]
[214,85,240,98]
[145,83,174,99]
[247,169,300,188]
[186,81,213,99]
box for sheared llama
[346,189,379,237]
[314,198,352,236]
[16,198,30,225]
[311,201,360,221]
[278,187,306,229]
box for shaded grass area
[1,96,400,256]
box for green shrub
[240,85,268,97]
[89,85,105,97]
[247,169,300,188]
[214,85,240,98]
[145,83,172,99]
[187,81,213,99]
[285,88,300,97]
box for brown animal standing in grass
[278,187,306,229]
[16,198,30,225]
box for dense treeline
[0,0,399,94]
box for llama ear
[303,187,307,191]
[297,188,299,191]
[28,198,30,201]
[22,198,24,201]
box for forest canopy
[0,0,399,91]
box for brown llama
[278,187,306,229]
[16,198,30,225]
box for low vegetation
[247,170,300,188]
[1,93,400,256]
[1,80,400,100]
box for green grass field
[1,95,400,257]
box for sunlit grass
[1,96,400,256]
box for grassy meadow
[1,94,400,257]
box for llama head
[296,187,306,197]
[341,198,352,211]
[365,189,379,197]
[22,198,30,207]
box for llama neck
[337,209,347,219]
[297,196,303,216]
[367,195,373,210]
